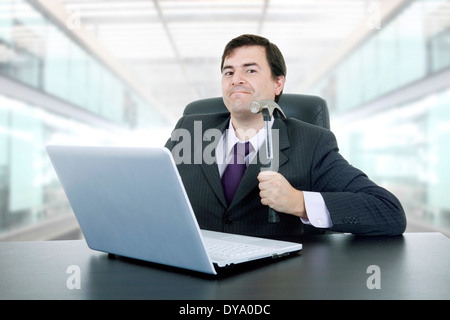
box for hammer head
[250,100,286,118]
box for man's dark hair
[221,34,287,102]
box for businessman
[165,34,406,241]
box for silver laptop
[46,145,302,275]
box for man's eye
[223,71,233,76]
[247,69,256,74]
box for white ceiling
[58,0,390,121]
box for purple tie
[221,142,250,204]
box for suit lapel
[198,116,229,208]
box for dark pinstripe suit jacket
[165,113,406,241]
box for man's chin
[228,94,252,108]
[229,100,252,114]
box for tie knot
[234,141,250,157]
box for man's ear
[274,76,285,96]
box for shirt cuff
[300,191,333,228]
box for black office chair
[183,93,330,129]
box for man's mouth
[231,91,249,95]
[230,88,252,96]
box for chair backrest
[183,93,330,129]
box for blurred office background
[0,0,449,241]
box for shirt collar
[225,117,274,158]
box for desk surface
[1,232,450,300]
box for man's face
[221,45,285,119]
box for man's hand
[257,171,307,219]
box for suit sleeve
[311,129,407,236]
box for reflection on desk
[0,232,449,300]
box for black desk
[1,233,449,300]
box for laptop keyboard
[204,238,266,258]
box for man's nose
[231,71,246,86]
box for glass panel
[429,27,450,73]
[334,88,450,231]
[426,90,450,216]
[377,21,397,96]
[0,93,123,234]
[85,56,102,113]
[0,1,13,45]
[9,1,46,88]
[2,0,165,132]
[67,41,88,109]
[43,26,70,99]
[0,0,14,79]
[396,2,427,86]
[0,99,9,231]
[360,36,377,103]
[9,103,43,213]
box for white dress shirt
[216,119,333,229]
